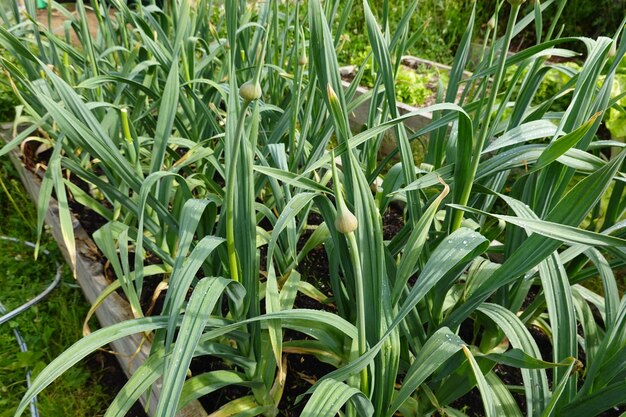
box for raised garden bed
[1,124,208,417]
[341,55,470,158]
[341,56,470,125]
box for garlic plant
[1,0,625,416]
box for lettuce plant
[606,67,626,139]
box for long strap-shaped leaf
[47,148,77,277]
[14,316,170,417]
[584,248,620,328]
[156,199,223,352]
[300,378,374,417]
[449,205,626,247]
[150,62,180,173]
[133,171,188,298]
[579,296,626,396]
[265,192,318,366]
[538,253,578,402]
[207,395,271,417]
[178,370,256,412]
[478,304,550,416]
[571,289,602,365]
[161,236,226,354]
[540,358,577,417]
[482,120,560,154]
[156,277,234,417]
[386,328,464,417]
[92,224,142,318]
[462,345,497,417]
[392,180,449,304]
[485,371,524,417]
[530,113,600,173]
[560,379,626,417]
[446,150,626,328]
[104,347,166,417]
[299,229,489,398]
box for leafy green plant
[503,60,580,111]
[356,62,443,107]
[0,0,625,416]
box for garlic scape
[330,150,357,234]
[329,149,368,393]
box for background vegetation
[339,0,625,65]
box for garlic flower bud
[335,201,358,234]
[330,148,357,234]
[327,83,340,104]
[239,81,262,101]
[609,42,617,57]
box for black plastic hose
[0,236,63,417]
[0,236,62,325]
[0,301,39,417]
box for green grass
[0,160,113,417]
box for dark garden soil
[190,331,336,416]
[86,349,149,417]
[278,353,336,416]
[448,388,485,417]
[382,203,405,240]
